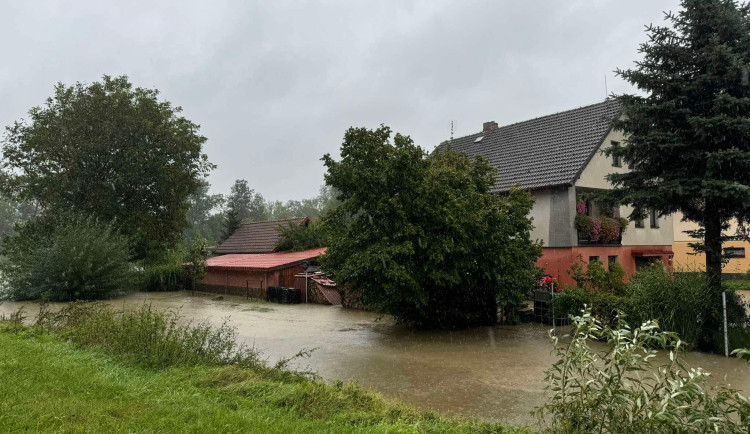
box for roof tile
[215,218,307,254]
[448,99,621,192]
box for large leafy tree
[0,75,214,259]
[321,126,542,327]
[226,179,266,222]
[183,180,224,246]
[608,1,750,299]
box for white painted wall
[620,204,674,246]
[528,189,551,246]
[575,128,628,189]
[575,128,673,246]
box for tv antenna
[604,74,609,99]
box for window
[611,141,622,167]
[635,217,644,228]
[608,256,619,270]
[725,247,746,258]
[589,256,601,263]
[649,209,659,228]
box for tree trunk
[704,208,723,296]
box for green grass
[0,305,522,433]
[725,279,750,291]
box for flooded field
[2,290,750,427]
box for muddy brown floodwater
[2,290,750,428]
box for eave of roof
[206,247,327,272]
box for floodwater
[2,291,750,428]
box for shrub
[140,249,187,292]
[568,258,626,295]
[0,215,134,301]
[626,265,711,348]
[555,260,628,327]
[553,287,626,328]
[626,266,750,352]
[184,237,209,290]
[536,308,750,433]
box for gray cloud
[1,0,680,201]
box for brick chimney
[483,121,498,132]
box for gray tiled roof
[448,99,621,192]
[215,218,307,254]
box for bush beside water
[139,249,189,292]
[554,262,750,352]
[0,215,134,301]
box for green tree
[183,180,224,245]
[606,1,750,298]
[184,237,209,292]
[275,218,327,252]
[0,197,20,251]
[0,75,214,259]
[226,179,266,222]
[220,207,242,242]
[321,126,542,327]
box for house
[672,214,750,276]
[448,99,673,286]
[198,218,324,296]
[198,248,327,297]
[214,217,308,254]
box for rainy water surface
[2,290,750,428]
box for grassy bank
[0,305,521,433]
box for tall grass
[626,266,711,348]
[35,303,274,372]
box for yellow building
[673,213,750,275]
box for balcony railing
[577,231,622,246]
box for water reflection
[1,290,749,428]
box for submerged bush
[536,308,750,433]
[625,265,711,348]
[0,215,134,301]
[627,265,749,351]
[555,259,627,327]
[140,249,188,292]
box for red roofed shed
[198,247,326,297]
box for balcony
[577,231,622,246]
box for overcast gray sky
[1,0,680,201]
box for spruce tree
[608,0,750,298]
[220,207,242,243]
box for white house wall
[575,128,673,246]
